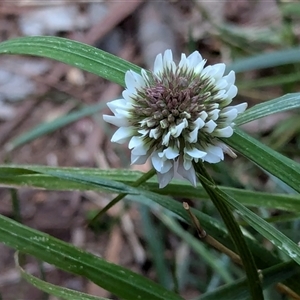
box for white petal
[193,117,205,130]
[214,126,233,137]
[149,127,161,139]
[224,102,247,114]
[199,111,208,121]
[208,109,220,121]
[122,89,136,103]
[157,167,174,188]
[203,145,224,163]
[185,147,206,159]
[162,132,171,146]
[154,53,163,74]
[204,120,217,133]
[194,59,206,74]
[163,147,179,159]
[203,153,222,163]
[188,128,199,143]
[125,70,138,92]
[214,78,228,90]
[177,161,197,186]
[111,127,133,143]
[151,151,173,173]
[170,119,188,137]
[186,51,203,69]
[215,142,237,158]
[220,109,238,123]
[131,153,149,164]
[103,115,128,127]
[107,99,130,114]
[226,85,238,99]
[223,70,235,87]
[163,49,175,71]
[129,136,144,149]
[213,63,226,80]
[202,63,225,80]
[178,53,188,70]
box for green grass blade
[0,215,183,300]
[6,103,105,152]
[194,164,264,300]
[1,165,300,293]
[15,252,109,300]
[225,128,300,193]
[198,261,299,300]
[1,166,299,212]
[227,47,300,73]
[236,93,300,126]
[158,213,234,284]
[214,187,300,265]
[0,36,141,86]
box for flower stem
[194,162,264,300]
[87,168,156,227]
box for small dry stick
[183,202,300,300]
[183,202,241,265]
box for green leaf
[194,163,264,300]
[1,166,299,212]
[236,93,300,126]
[213,187,300,265]
[1,165,300,294]
[198,261,299,300]
[15,252,109,300]
[0,215,183,300]
[225,128,300,193]
[6,102,105,152]
[227,47,300,73]
[0,36,141,86]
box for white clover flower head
[103,50,247,188]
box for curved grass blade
[198,261,299,300]
[210,185,300,266]
[0,215,183,300]
[6,103,105,152]
[1,166,300,212]
[225,128,300,193]
[1,165,300,294]
[0,36,141,86]
[15,252,108,300]
[236,93,300,126]
[227,47,300,73]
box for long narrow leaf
[15,252,108,300]
[0,215,183,300]
[1,166,299,212]
[236,93,300,126]
[198,261,299,300]
[225,128,300,193]
[0,36,140,86]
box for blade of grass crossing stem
[140,206,173,289]
[15,253,109,300]
[0,36,141,87]
[2,165,300,294]
[227,47,300,73]
[0,215,183,300]
[212,186,300,266]
[1,166,300,212]
[198,261,299,300]
[158,213,234,284]
[235,93,300,126]
[225,128,300,193]
[194,162,264,300]
[6,103,106,152]
[88,168,156,226]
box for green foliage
[0,35,300,300]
